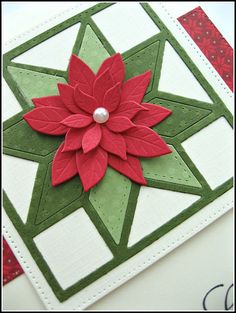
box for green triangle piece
[4,119,63,157]
[141,145,201,188]
[78,25,110,73]
[151,98,211,137]
[89,167,131,244]
[124,41,160,93]
[36,163,83,224]
[8,66,66,107]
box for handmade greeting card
[3,3,233,310]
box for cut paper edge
[158,41,213,103]
[128,186,200,246]
[3,155,38,223]
[12,23,80,70]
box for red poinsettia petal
[63,128,87,152]
[121,71,151,103]
[96,53,125,84]
[106,116,134,132]
[100,127,127,160]
[23,107,70,135]
[61,114,93,128]
[68,54,95,94]
[123,125,172,157]
[57,83,80,114]
[52,142,78,186]
[113,100,148,119]
[74,86,98,113]
[133,103,172,127]
[93,69,114,105]
[108,154,147,185]
[32,96,66,109]
[76,147,108,192]
[82,123,102,153]
[103,82,121,112]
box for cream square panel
[92,3,159,52]
[128,187,200,246]
[182,117,233,189]
[34,208,113,290]
[3,155,38,223]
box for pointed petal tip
[83,183,96,192]
[114,52,122,60]
[121,153,127,161]
[51,177,60,187]
[57,82,63,88]
[140,177,147,185]
[22,112,28,120]
[167,146,173,154]
[70,53,79,60]
[82,146,92,154]
[167,108,173,115]
[31,98,38,107]
[145,69,152,77]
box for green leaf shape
[141,145,201,187]
[151,98,211,137]
[78,25,110,73]
[89,167,131,244]
[4,119,63,156]
[124,41,159,93]
[36,163,83,224]
[8,66,66,107]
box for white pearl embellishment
[93,107,109,123]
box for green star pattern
[3,3,233,302]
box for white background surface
[2,2,234,311]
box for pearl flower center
[93,107,109,124]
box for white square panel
[34,208,113,289]
[182,117,233,189]
[92,3,160,52]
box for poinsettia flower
[23,54,172,191]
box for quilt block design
[3,3,233,303]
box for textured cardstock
[3,3,233,310]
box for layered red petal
[93,69,114,104]
[57,83,79,113]
[108,154,147,185]
[52,142,78,186]
[32,96,66,110]
[112,100,147,119]
[82,123,102,153]
[74,87,98,113]
[96,53,125,84]
[100,127,127,160]
[61,114,93,128]
[23,107,70,135]
[68,54,95,94]
[123,125,172,157]
[121,71,151,103]
[106,116,134,132]
[103,82,121,112]
[133,102,172,127]
[63,128,87,152]
[76,147,108,191]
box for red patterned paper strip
[2,6,234,286]
[178,6,233,91]
[3,238,24,285]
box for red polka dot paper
[178,6,233,92]
[3,238,24,285]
